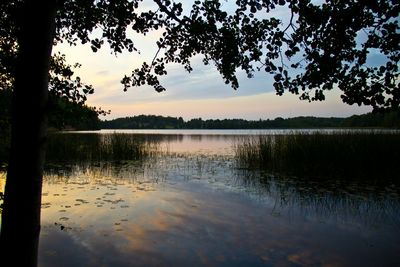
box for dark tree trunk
[0,1,57,266]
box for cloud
[95,70,109,76]
[92,89,371,120]
[55,2,372,120]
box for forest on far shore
[1,88,399,132]
[101,111,400,130]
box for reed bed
[234,132,400,181]
[46,133,161,163]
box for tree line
[0,89,101,133]
[101,112,400,129]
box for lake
[1,129,400,266]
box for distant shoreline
[100,112,400,130]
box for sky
[53,1,372,121]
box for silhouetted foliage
[2,1,398,110]
[101,112,400,129]
[342,110,400,128]
[0,89,101,132]
[0,90,101,165]
[119,0,399,111]
[0,89,12,162]
[102,115,184,129]
[0,1,99,105]
[47,93,101,130]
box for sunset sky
[54,1,373,120]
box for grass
[234,132,400,181]
[46,133,161,163]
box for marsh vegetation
[234,132,400,181]
[46,133,161,163]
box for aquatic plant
[234,132,400,181]
[46,133,161,163]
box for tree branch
[153,0,182,23]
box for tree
[0,2,59,265]
[0,1,398,266]
[121,0,399,110]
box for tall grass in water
[234,132,400,181]
[46,133,160,163]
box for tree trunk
[0,1,57,266]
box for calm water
[2,130,400,266]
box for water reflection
[234,169,400,227]
[43,154,400,229]
[2,131,399,266]
[39,170,400,267]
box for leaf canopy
[1,0,399,111]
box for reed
[234,132,400,181]
[46,133,160,163]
